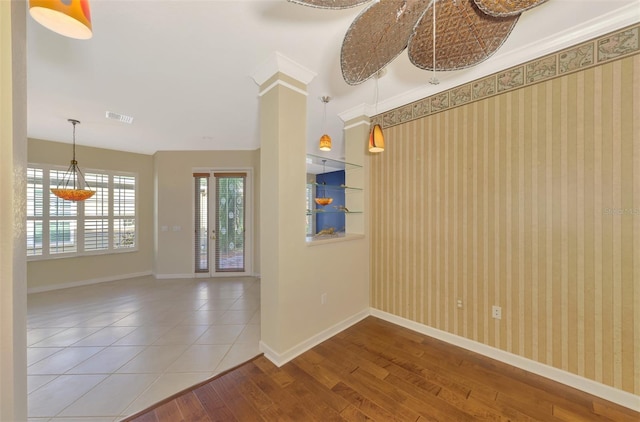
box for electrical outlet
[456,299,463,309]
[492,305,502,320]
[321,293,327,305]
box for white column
[0,1,28,420]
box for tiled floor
[27,275,261,422]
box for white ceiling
[26,0,639,159]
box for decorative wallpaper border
[375,23,640,128]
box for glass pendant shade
[29,0,92,40]
[369,124,384,153]
[319,134,332,151]
[51,119,95,202]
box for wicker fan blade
[473,0,549,17]
[288,0,371,9]
[341,0,429,85]
[408,0,518,71]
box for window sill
[27,247,138,261]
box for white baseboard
[260,308,370,367]
[27,271,152,294]
[153,273,195,280]
[154,273,262,280]
[371,308,640,412]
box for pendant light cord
[72,120,77,163]
[430,0,439,85]
[322,98,328,133]
[374,75,379,116]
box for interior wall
[153,149,260,277]
[370,54,639,395]
[27,139,154,290]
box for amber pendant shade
[29,0,92,40]
[319,134,332,151]
[369,124,384,153]
[51,186,95,201]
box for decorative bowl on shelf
[314,197,333,206]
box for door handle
[211,230,216,240]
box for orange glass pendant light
[51,119,95,202]
[318,96,332,151]
[29,0,93,40]
[319,134,332,152]
[368,123,384,153]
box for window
[27,164,137,259]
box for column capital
[251,51,316,88]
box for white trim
[153,273,195,280]
[251,51,316,87]
[27,271,152,294]
[371,308,640,412]
[339,103,376,122]
[258,79,308,97]
[343,120,371,131]
[260,308,370,367]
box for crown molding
[251,51,317,87]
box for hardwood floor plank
[239,361,318,420]
[174,392,213,422]
[284,360,352,414]
[153,400,184,422]
[331,381,405,421]
[592,399,640,422]
[192,383,238,422]
[127,411,159,422]
[339,403,378,421]
[356,366,476,422]
[312,343,422,422]
[293,352,344,389]
[125,317,640,422]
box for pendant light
[29,0,93,40]
[369,72,385,153]
[51,119,95,202]
[319,96,332,152]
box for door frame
[193,167,253,277]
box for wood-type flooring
[124,316,640,422]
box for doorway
[194,170,252,276]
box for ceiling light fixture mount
[319,96,332,152]
[29,0,93,40]
[50,119,95,202]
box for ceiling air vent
[105,111,134,124]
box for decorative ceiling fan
[289,0,549,85]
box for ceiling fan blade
[473,0,549,17]
[341,0,429,85]
[408,0,518,71]
[288,0,371,9]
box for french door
[194,171,251,275]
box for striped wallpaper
[370,54,639,395]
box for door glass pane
[194,176,209,273]
[216,176,245,272]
